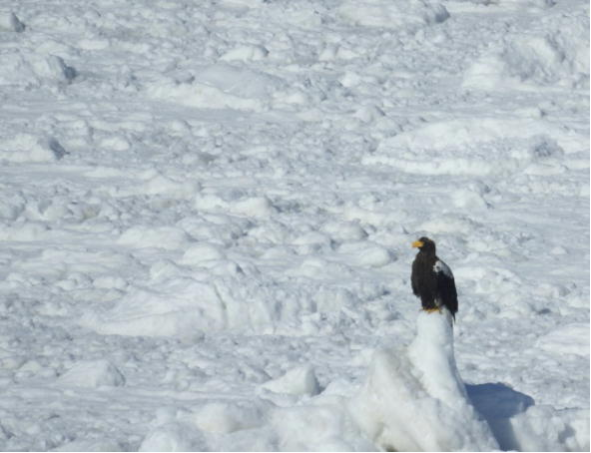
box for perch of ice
[349,310,499,451]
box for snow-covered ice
[0,0,588,450]
[350,311,499,451]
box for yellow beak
[412,240,424,248]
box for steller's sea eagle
[411,237,458,320]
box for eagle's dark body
[411,237,458,320]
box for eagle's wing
[411,259,420,296]
[435,260,458,318]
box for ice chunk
[0,133,65,162]
[139,422,207,452]
[80,279,226,337]
[349,311,498,451]
[338,0,449,29]
[536,323,590,356]
[191,401,267,433]
[0,12,25,32]
[261,365,320,396]
[147,64,285,111]
[58,360,125,388]
[30,55,77,83]
[118,226,192,251]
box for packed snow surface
[0,0,588,451]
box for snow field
[0,0,588,450]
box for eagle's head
[412,237,436,254]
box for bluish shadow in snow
[467,382,535,451]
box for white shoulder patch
[434,260,454,279]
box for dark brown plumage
[411,237,458,320]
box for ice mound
[261,365,320,396]
[349,311,499,451]
[220,44,269,62]
[140,172,200,200]
[503,405,590,452]
[140,400,274,452]
[536,323,590,357]
[52,439,125,452]
[30,55,77,84]
[365,117,582,176]
[147,64,285,111]
[0,49,77,89]
[463,7,589,90]
[80,278,226,338]
[338,0,449,29]
[140,396,372,452]
[80,272,345,338]
[58,360,125,388]
[180,243,226,266]
[270,403,372,451]
[191,401,269,434]
[139,422,208,452]
[0,12,25,32]
[337,241,395,268]
[194,192,277,219]
[118,226,193,251]
[0,133,67,162]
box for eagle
[411,237,458,320]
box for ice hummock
[349,310,499,451]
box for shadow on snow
[467,382,535,451]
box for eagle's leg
[421,297,440,313]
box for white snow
[0,0,588,450]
